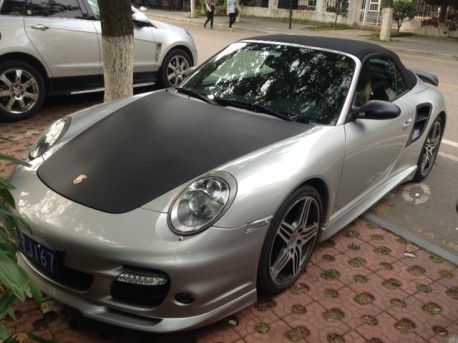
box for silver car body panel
[24,16,102,77]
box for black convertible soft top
[246,35,417,89]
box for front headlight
[169,172,237,235]
[29,117,71,160]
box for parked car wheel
[257,185,322,294]
[0,61,46,122]
[413,116,443,181]
[160,49,192,88]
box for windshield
[86,0,99,18]
[180,42,356,125]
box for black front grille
[23,254,93,291]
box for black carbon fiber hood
[37,90,310,213]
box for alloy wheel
[418,118,442,178]
[268,194,320,288]
[0,67,39,115]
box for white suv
[0,0,197,121]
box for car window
[182,42,355,125]
[26,0,83,18]
[355,57,408,106]
[85,0,99,18]
[0,0,26,15]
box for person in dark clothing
[204,0,215,29]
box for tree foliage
[393,0,416,32]
[0,139,54,342]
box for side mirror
[132,12,152,27]
[351,100,401,120]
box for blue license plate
[18,234,58,274]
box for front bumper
[19,252,257,332]
[11,166,270,332]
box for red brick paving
[1,97,457,342]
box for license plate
[18,234,59,274]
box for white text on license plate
[19,234,57,273]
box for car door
[132,23,159,73]
[23,0,102,78]
[334,56,414,211]
[90,13,160,74]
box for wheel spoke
[5,97,15,111]
[0,73,12,86]
[421,150,431,171]
[0,89,11,97]
[298,198,312,227]
[298,197,319,244]
[17,98,28,111]
[23,91,38,101]
[429,131,441,149]
[420,121,442,175]
[292,246,303,276]
[23,78,36,89]
[270,248,291,279]
[277,222,294,244]
[299,223,319,245]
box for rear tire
[412,116,443,182]
[0,61,46,122]
[257,185,322,294]
[159,49,192,88]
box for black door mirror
[351,100,401,120]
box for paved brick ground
[1,96,457,342]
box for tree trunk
[190,0,195,18]
[379,0,393,42]
[97,0,134,102]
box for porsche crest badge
[73,174,88,185]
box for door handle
[31,24,49,31]
[402,118,412,130]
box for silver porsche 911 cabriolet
[10,35,446,333]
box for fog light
[117,271,168,286]
[175,292,195,304]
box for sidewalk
[145,9,458,61]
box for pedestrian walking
[227,0,238,31]
[204,0,215,29]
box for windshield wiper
[213,98,292,121]
[174,87,217,105]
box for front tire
[159,49,192,88]
[257,185,322,294]
[413,116,443,182]
[0,61,46,122]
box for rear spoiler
[411,69,439,86]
